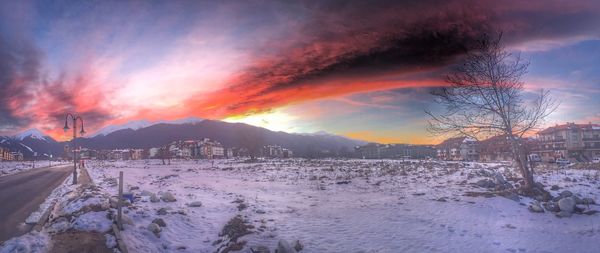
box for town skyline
[0,0,599,144]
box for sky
[0,0,599,144]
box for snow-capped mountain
[13,128,48,141]
[91,117,204,137]
[1,129,62,159]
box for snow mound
[72,211,112,233]
[0,231,51,253]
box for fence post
[118,171,123,230]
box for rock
[160,192,177,202]
[122,214,134,226]
[250,245,270,253]
[187,201,203,207]
[109,197,119,208]
[494,174,507,185]
[157,207,168,215]
[550,185,560,191]
[476,179,496,189]
[558,197,575,213]
[534,182,545,189]
[255,209,266,214]
[572,195,583,205]
[141,190,153,196]
[528,202,544,213]
[150,194,160,203]
[148,222,162,235]
[542,202,560,212]
[130,186,140,191]
[583,210,599,215]
[499,191,520,202]
[293,240,303,252]
[582,197,596,205]
[152,218,167,227]
[575,204,587,213]
[559,190,573,198]
[277,239,297,253]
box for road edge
[82,165,130,253]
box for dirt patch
[214,215,254,253]
[78,166,94,186]
[50,231,112,253]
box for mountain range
[0,119,367,159]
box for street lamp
[64,113,85,184]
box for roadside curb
[83,165,130,253]
[112,224,129,253]
[32,199,57,232]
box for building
[148,147,160,158]
[354,143,436,159]
[436,137,478,161]
[130,149,143,160]
[225,148,234,158]
[197,139,225,159]
[534,122,600,162]
[1,147,14,161]
[283,148,293,158]
[477,135,514,162]
[79,148,97,160]
[10,151,23,161]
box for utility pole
[63,113,85,185]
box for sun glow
[223,109,298,133]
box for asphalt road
[0,164,72,242]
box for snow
[84,159,600,253]
[72,211,112,233]
[91,117,204,137]
[62,195,108,215]
[0,161,69,177]
[13,128,48,141]
[0,231,51,253]
[20,143,34,152]
[0,161,38,176]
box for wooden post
[117,171,123,230]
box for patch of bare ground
[50,231,111,253]
[47,166,115,253]
[214,215,255,253]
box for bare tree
[159,146,171,165]
[426,33,558,191]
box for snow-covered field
[81,159,600,253]
[0,161,67,177]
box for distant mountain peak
[91,117,204,137]
[14,128,47,141]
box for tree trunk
[508,136,535,190]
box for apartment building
[534,122,600,162]
[436,137,478,161]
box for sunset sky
[0,0,599,144]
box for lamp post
[63,113,85,184]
